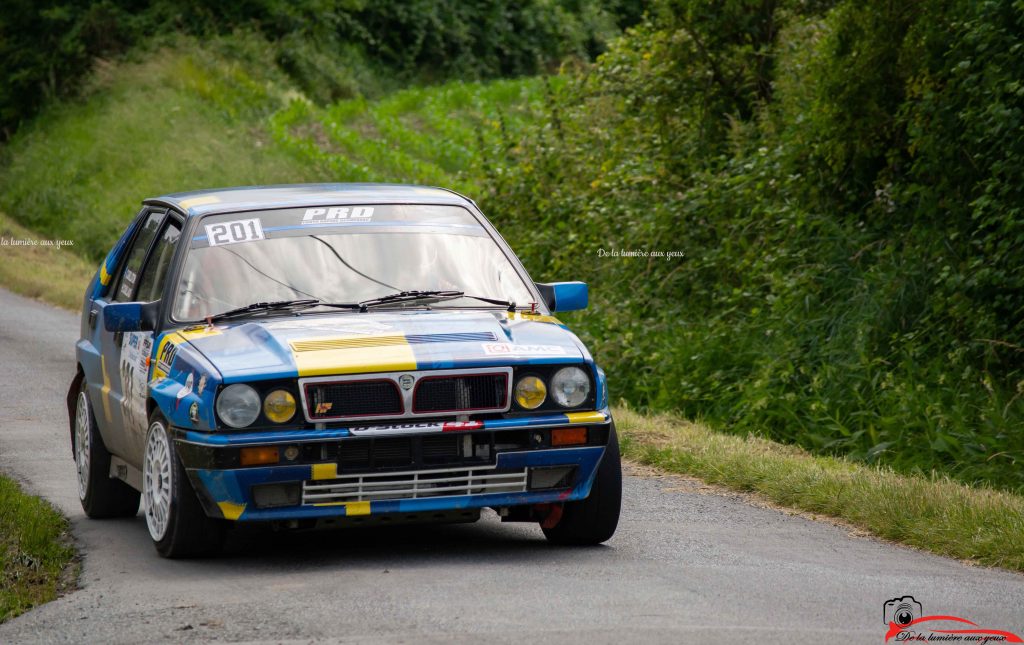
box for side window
[113,211,164,302]
[135,220,182,302]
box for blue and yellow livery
[68,184,621,557]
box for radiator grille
[413,374,507,413]
[299,367,511,422]
[303,465,528,505]
[306,380,402,420]
[421,435,460,462]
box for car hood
[179,309,589,383]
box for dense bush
[483,0,1024,490]
[0,0,641,137]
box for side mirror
[103,301,159,332]
[535,282,588,313]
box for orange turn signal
[551,427,588,447]
[240,446,279,466]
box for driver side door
[107,212,182,464]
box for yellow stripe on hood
[290,335,417,376]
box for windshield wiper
[311,291,517,312]
[206,299,321,323]
[356,290,516,312]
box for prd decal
[157,341,178,373]
[301,206,374,224]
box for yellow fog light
[263,389,296,423]
[514,376,547,410]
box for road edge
[616,407,1024,573]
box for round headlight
[514,375,547,410]
[551,366,590,407]
[216,384,261,428]
[263,389,296,424]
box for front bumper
[174,410,612,523]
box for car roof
[144,183,474,217]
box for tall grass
[0,38,551,263]
[0,212,97,309]
[269,76,559,195]
[0,38,321,261]
[0,475,76,622]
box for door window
[135,220,182,302]
[113,211,164,302]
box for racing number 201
[204,218,265,247]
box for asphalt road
[0,287,1021,644]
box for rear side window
[114,211,163,302]
[135,220,182,302]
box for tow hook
[535,503,563,528]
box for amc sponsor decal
[482,343,566,356]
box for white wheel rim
[143,421,172,541]
[74,392,91,501]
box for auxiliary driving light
[263,389,296,423]
[514,375,547,409]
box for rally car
[68,184,621,557]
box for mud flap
[67,369,84,457]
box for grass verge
[0,474,77,623]
[615,406,1024,571]
[0,212,95,311]
[0,39,321,262]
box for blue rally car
[68,184,621,557]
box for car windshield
[171,204,535,321]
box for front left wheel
[74,385,141,518]
[542,424,622,545]
[143,413,225,558]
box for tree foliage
[0,0,641,137]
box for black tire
[74,383,141,518]
[542,424,622,545]
[143,412,225,558]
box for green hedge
[483,0,1024,490]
